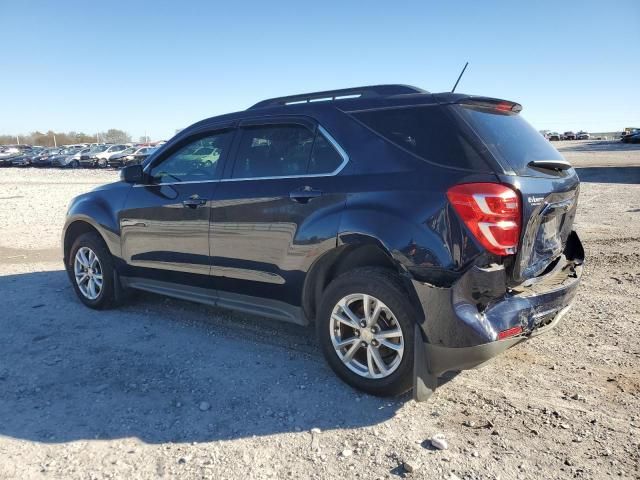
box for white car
[0,147,21,159]
[576,131,590,140]
[61,148,93,168]
[94,144,128,167]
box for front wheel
[67,232,116,309]
[316,267,415,397]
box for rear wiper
[528,160,572,171]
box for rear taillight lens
[447,183,521,256]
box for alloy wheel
[330,293,404,379]
[74,247,103,300]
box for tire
[316,267,415,397]
[71,160,79,169]
[67,232,117,310]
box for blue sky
[1,0,638,140]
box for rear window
[455,105,565,174]
[351,105,489,171]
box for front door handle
[289,186,322,204]
[183,195,207,208]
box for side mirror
[120,164,144,183]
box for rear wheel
[316,267,415,396]
[67,232,116,309]
[71,160,79,168]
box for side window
[232,124,314,179]
[149,130,232,183]
[352,105,489,171]
[308,131,344,174]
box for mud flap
[413,324,439,401]
[113,269,130,305]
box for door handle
[182,196,207,208]
[289,186,322,204]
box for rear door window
[351,105,489,171]
[232,124,314,179]
[454,105,565,175]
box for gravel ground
[0,140,638,479]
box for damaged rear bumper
[411,231,584,401]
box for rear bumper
[107,159,125,167]
[412,231,583,400]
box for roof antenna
[451,62,469,93]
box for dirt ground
[0,140,638,479]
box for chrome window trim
[133,179,219,187]
[134,125,349,187]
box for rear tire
[67,232,117,310]
[316,267,415,397]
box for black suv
[62,85,584,400]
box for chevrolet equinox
[62,85,584,400]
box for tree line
[0,129,132,147]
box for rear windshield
[454,105,565,174]
[351,105,490,171]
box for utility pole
[53,134,57,147]
[16,135,19,145]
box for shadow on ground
[574,166,640,184]
[0,270,419,445]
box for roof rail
[249,84,426,110]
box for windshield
[90,145,108,153]
[454,105,565,175]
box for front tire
[67,232,116,309]
[316,267,415,397]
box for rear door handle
[183,196,207,208]
[289,186,322,203]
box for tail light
[447,183,521,256]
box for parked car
[94,144,128,168]
[106,147,138,168]
[62,85,584,400]
[0,145,31,165]
[50,148,80,167]
[622,132,640,144]
[128,146,159,165]
[32,148,62,167]
[10,148,43,167]
[107,146,158,168]
[547,132,561,141]
[562,131,576,140]
[64,148,93,168]
[576,131,590,140]
[621,129,640,143]
[79,145,110,168]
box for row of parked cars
[0,143,162,168]
[546,131,590,141]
